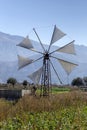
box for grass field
[0,87,87,129]
[51,86,70,93]
[36,86,71,95]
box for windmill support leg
[40,53,51,96]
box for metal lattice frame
[40,52,51,96]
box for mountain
[0,31,87,84]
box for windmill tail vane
[17,25,77,96]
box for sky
[0,0,87,46]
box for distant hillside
[0,31,87,84]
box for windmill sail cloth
[17,36,34,49]
[58,59,77,75]
[28,67,43,84]
[50,25,66,45]
[18,55,33,69]
[57,40,76,54]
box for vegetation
[71,76,87,87]
[1,76,87,129]
[22,80,28,88]
[7,77,17,87]
[52,86,70,93]
[71,77,84,86]
[0,90,87,129]
[83,76,87,85]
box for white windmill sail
[58,59,77,75]
[50,25,66,45]
[17,36,34,49]
[18,55,33,69]
[28,67,43,84]
[57,40,76,54]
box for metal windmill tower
[17,25,77,96]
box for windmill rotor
[17,25,77,96]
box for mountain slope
[0,31,87,84]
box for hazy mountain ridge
[0,31,87,84]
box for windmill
[17,25,77,96]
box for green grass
[36,86,70,95]
[52,87,70,93]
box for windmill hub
[44,52,49,60]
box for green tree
[83,76,87,85]
[22,80,28,88]
[7,77,17,87]
[71,77,84,86]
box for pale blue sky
[0,0,87,45]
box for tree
[7,77,17,87]
[71,77,84,86]
[22,80,28,87]
[83,77,87,85]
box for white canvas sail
[58,59,77,75]
[17,36,34,49]
[57,40,76,54]
[28,67,43,84]
[18,55,33,69]
[50,25,66,45]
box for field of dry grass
[0,90,86,120]
[0,89,87,129]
